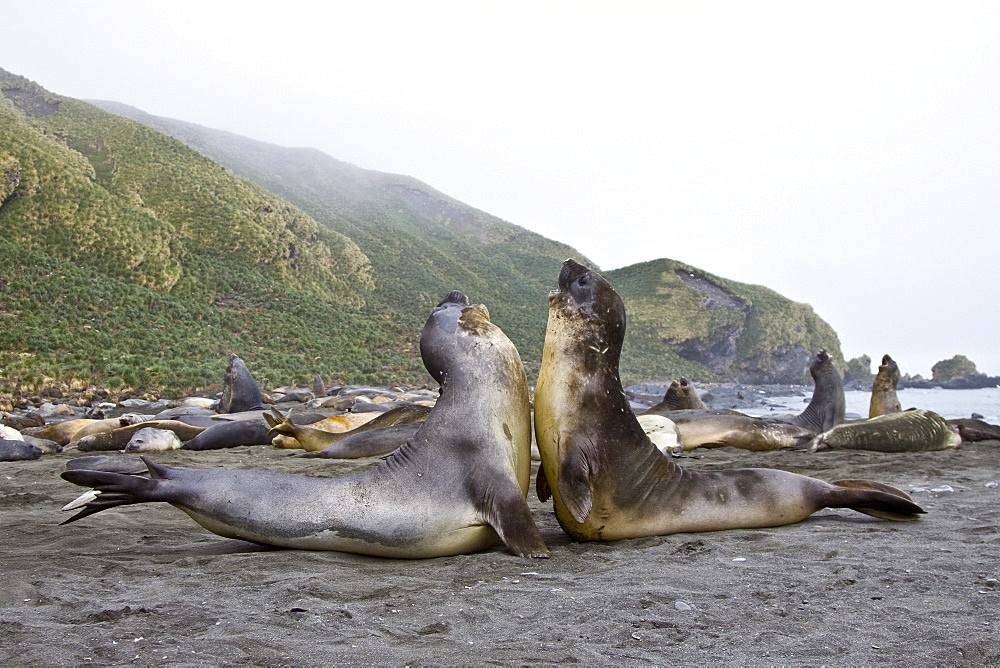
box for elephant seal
[785,349,845,433]
[181,418,273,451]
[25,418,99,446]
[0,440,43,461]
[641,381,689,416]
[74,420,206,452]
[810,408,961,452]
[60,291,549,559]
[534,260,924,542]
[217,354,265,413]
[636,415,682,456]
[869,354,902,418]
[670,413,815,452]
[125,427,183,452]
[266,404,432,452]
[296,422,424,459]
[680,378,708,410]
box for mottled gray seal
[181,418,273,451]
[534,260,924,541]
[810,408,961,452]
[61,291,549,559]
[869,354,902,418]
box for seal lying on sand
[264,404,431,453]
[60,292,549,559]
[533,260,924,542]
[869,354,902,418]
[669,413,814,452]
[810,408,961,452]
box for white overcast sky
[3,1,998,377]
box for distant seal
[810,408,961,452]
[74,420,206,452]
[181,418,273,451]
[266,404,431,453]
[0,440,43,461]
[869,354,902,418]
[296,422,424,459]
[60,291,549,558]
[679,378,707,410]
[670,413,815,452]
[785,349,845,433]
[125,427,183,452]
[25,419,99,446]
[635,415,682,456]
[217,354,265,413]
[534,260,924,541]
[641,381,689,416]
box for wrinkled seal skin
[787,350,845,434]
[218,354,265,414]
[669,413,814,452]
[869,354,902,418]
[810,408,961,453]
[61,292,549,559]
[534,260,924,542]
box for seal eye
[577,275,590,287]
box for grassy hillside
[87,101,590,373]
[0,69,418,394]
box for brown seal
[533,260,924,541]
[869,354,902,418]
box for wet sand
[1,441,998,665]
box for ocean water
[742,387,1000,423]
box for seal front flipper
[476,480,550,558]
[557,442,594,524]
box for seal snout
[437,291,470,308]
[558,259,590,290]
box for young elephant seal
[60,292,548,559]
[533,260,924,542]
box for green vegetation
[931,355,977,383]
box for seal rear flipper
[827,479,926,521]
[59,457,172,525]
[557,445,594,524]
[478,485,550,558]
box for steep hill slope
[0,69,413,392]
[87,100,587,372]
[609,260,842,382]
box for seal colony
[60,292,549,559]
[533,260,924,541]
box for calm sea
[743,387,1000,423]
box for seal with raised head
[60,291,549,559]
[533,260,924,541]
[218,354,265,414]
[869,354,902,418]
[785,349,845,433]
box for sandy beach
[1,433,998,666]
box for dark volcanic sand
[1,441,999,665]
